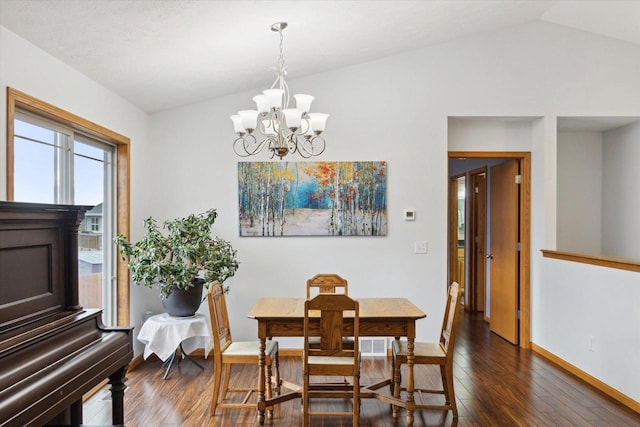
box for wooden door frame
[448,151,531,349]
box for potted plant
[114,208,239,316]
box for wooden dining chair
[306,274,353,350]
[207,281,280,416]
[391,281,462,418]
[306,273,349,298]
[303,293,360,427]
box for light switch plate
[414,241,428,254]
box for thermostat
[403,209,416,221]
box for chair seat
[223,340,277,356]
[393,340,446,359]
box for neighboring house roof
[86,203,103,216]
[78,250,103,265]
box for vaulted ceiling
[1,0,639,113]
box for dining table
[248,297,427,426]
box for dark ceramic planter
[161,279,205,317]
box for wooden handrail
[541,250,640,273]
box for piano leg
[109,365,128,425]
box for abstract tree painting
[238,161,387,236]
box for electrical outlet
[589,335,595,352]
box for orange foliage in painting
[302,162,336,187]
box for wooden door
[471,171,487,314]
[489,160,519,344]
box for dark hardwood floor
[85,311,640,426]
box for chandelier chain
[272,25,289,108]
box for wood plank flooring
[84,311,640,426]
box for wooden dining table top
[248,297,426,320]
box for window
[7,87,131,326]
[13,112,118,324]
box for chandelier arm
[259,115,276,134]
[299,135,327,157]
[281,79,290,109]
[287,134,300,155]
[245,135,269,155]
[233,134,264,157]
[270,74,282,91]
[294,139,310,159]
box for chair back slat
[305,293,359,357]
[319,311,346,351]
[306,274,348,298]
[440,281,461,355]
[207,281,232,358]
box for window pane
[75,141,104,161]
[74,143,104,206]
[76,141,106,314]
[13,136,55,203]
[15,119,57,145]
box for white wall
[537,257,640,402]
[557,131,603,253]
[0,26,152,355]
[602,122,640,259]
[142,22,640,401]
[448,118,536,152]
[2,19,640,404]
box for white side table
[137,313,213,379]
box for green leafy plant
[114,209,239,299]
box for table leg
[162,350,177,380]
[179,342,204,370]
[406,337,415,426]
[162,343,205,380]
[257,337,267,425]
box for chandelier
[231,22,329,159]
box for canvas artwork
[238,161,387,237]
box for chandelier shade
[231,22,329,159]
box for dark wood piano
[0,201,133,426]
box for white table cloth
[137,313,213,361]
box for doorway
[448,152,531,348]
